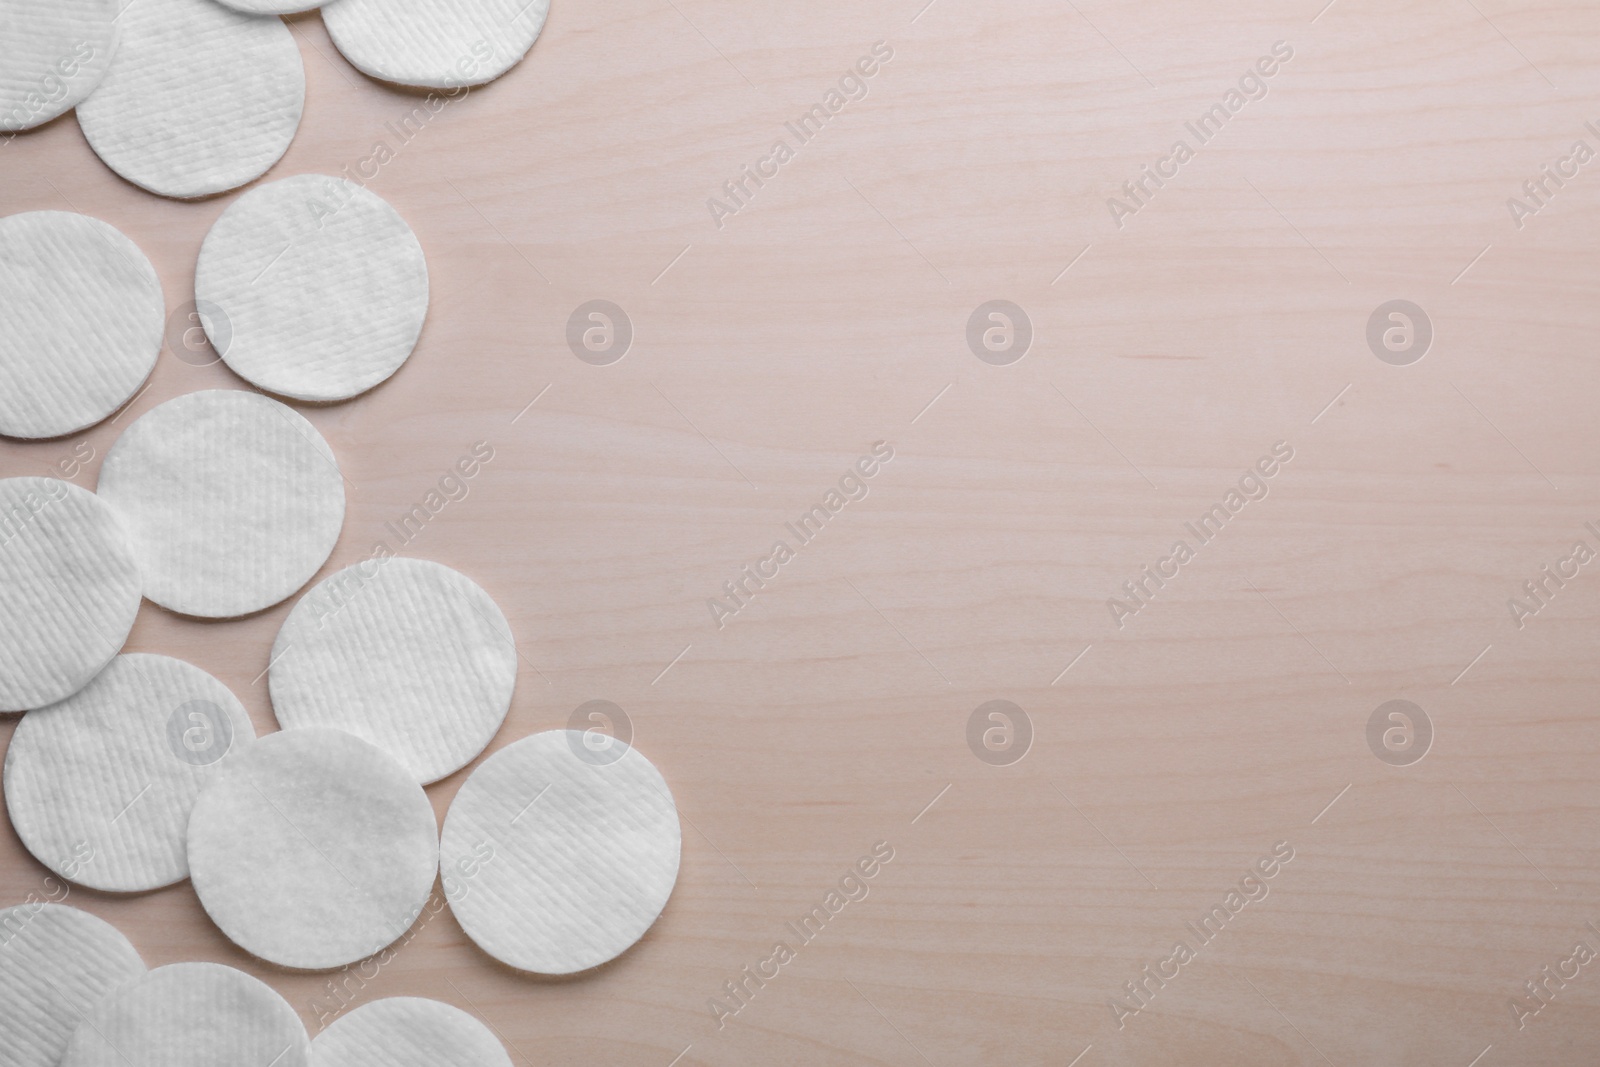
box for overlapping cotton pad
[0,904,145,1067]
[441,730,679,974]
[187,727,438,970]
[60,962,308,1067]
[96,389,346,619]
[195,174,429,401]
[0,477,141,713]
[0,211,162,440]
[4,654,256,892]
[0,0,119,132]
[270,558,515,784]
[75,0,304,199]
[311,997,512,1067]
[322,0,550,89]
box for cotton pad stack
[0,0,690,1045]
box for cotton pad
[187,727,438,970]
[311,997,512,1067]
[4,654,255,893]
[322,0,549,89]
[194,174,429,402]
[0,477,141,713]
[0,211,162,440]
[441,729,680,974]
[270,558,515,784]
[0,0,119,132]
[96,389,345,619]
[59,962,308,1067]
[212,0,320,13]
[75,0,304,199]
[0,904,144,1067]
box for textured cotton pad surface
[270,558,515,783]
[75,0,304,198]
[0,211,162,439]
[0,0,119,132]
[212,0,320,13]
[60,962,308,1067]
[441,730,680,974]
[187,727,438,970]
[0,904,144,1067]
[96,389,345,618]
[311,998,512,1067]
[195,174,429,401]
[5,654,255,892]
[322,0,549,89]
[0,477,141,712]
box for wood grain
[6,0,1600,1063]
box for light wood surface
[7,0,1600,1063]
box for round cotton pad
[75,0,304,199]
[322,0,549,89]
[0,477,141,713]
[187,727,438,970]
[195,174,429,401]
[96,389,345,619]
[0,0,119,132]
[270,558,515,784]
[60,962,308,1067]
[0,211,162,439]
[0,904,144,1067]
[311,998,511,1067]
[5,654,256,892]
[440,730,680,974]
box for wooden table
[5,1,1600,1063]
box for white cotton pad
[0,211,162,440]
[194,174,429,402]
[0,0,119,132]
[311,998,511,1067]
[4,654,256,893]
[75,0,304,199]
[96,389,345,619]
[440,730,680,975]
[270,558,515,784]
[212,0,320,14]
[0,477,141,713]
[0,904,145,1067]
[59,962,308,1067]
[187,727,438,970]
[322,0,549,89]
